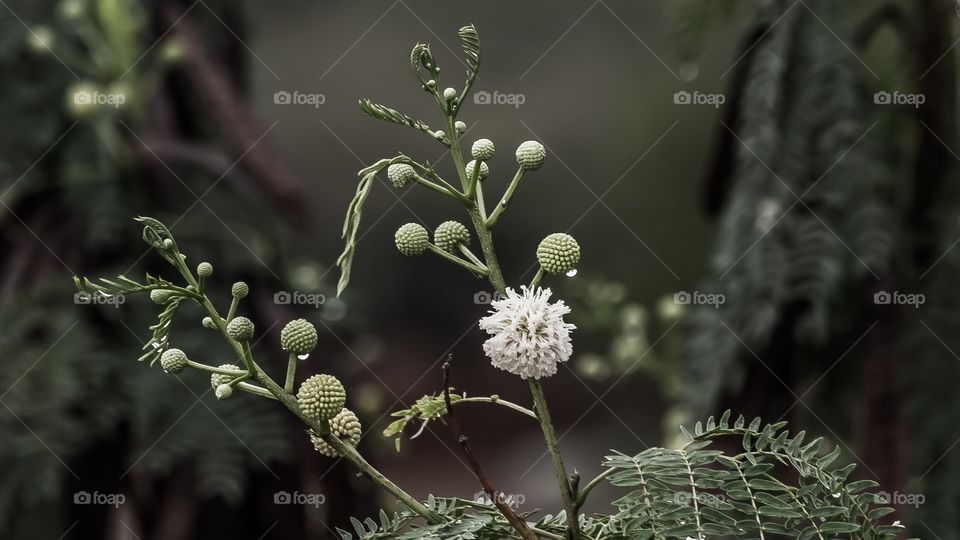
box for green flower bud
[309,408,362,457]
[434,130,446,141]
[215,384,234,400]
[211,364,240,389]
[281,319,318,355]
[163,239,174,249]
[387,163,418,189]
[465,160,489,181]
[455,120,466,134]
[536,233,581,274]
[150,289,175,305]
[395,223,429,256]
[433,221,470,253]
[202,316,216,329]
[297,374,346,422]
[471,138,495,161]
[160,348,188,374]
[516,140,546,170]
[443,87,457,101]
[231,281,249,299]
[226,316,255,341]
[197,262,213,278]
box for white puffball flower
[478,286,576,379]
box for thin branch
[442,358,538,540]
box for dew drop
[297,353,310,361]
[566,268,578,277]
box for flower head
[478,286,576,379]
[227,316,254,341]
[281,319,318,355]
[516,140,546,170]
[309,408,362,457]
[387,163,418,189]
[395,223,429,256]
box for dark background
[0,0,956,538]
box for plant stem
[458,244,488,270]
[486,168,525,228]
[186,360,246,376]
[193,295,441,524]
[284,352,297,393]
[529,379,581,540]
[574,468,614,511]
[469,207,507,294]
[236,381,278,400]
[455,397,537,419]
[427,244,489,276]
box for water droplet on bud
[566,269,578,277]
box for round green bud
[215,384,234,400]
[231,281,249,299]
[163,239,174,249]
[197,262,213,278]
[150,289,175,305]
[433,221,470,253]
[309,408,362,457]
[516,140,546,170]
[297,374,346,422]
[160,348,188,374]
[281,319,318,355]
[226,316,255,341]
[454,120,466,134]
[537,233,581,274]
[426,79,436,88]
[202,316,216,329]
[471,138,495,161]
[434,130,446,141]
[395,223,429,256]
[465,160,489,181]
[211,364,240,389]
[443,87,457,101]
[387,163,418,189]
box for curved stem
[486,168,525,228]
[529,267,545,288]
[236,381,278,400]
[574,468,614,511]
[186,360,246,376]
[189,292,441,524]
[455,396,537,419]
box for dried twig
[441,357,538,540]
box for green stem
[529,379,581,540]
[485,168,525,228]
[189,296,441,524]
[186,360,246,376]
[458,244,488,270]
[427,244,489,276]
[574,468,614,511]
[284,352,297,394]
[226,296,239,322]
[475,181,489,220]
[455,396,537,419]
[236,381,278,400]
[529,267,545,288]
[469,207,507,294]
